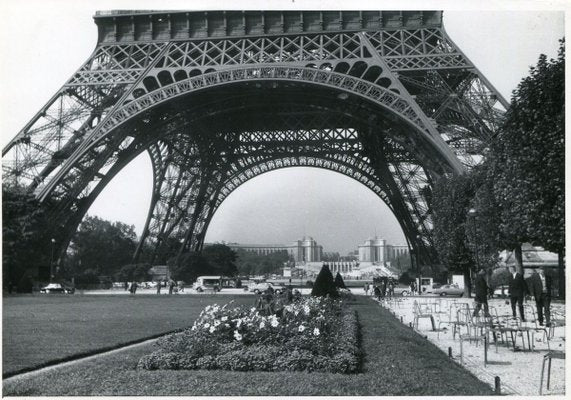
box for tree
[202,244,238,276]
[398,271,414,285]
[66,215,138,278]
[169,252,212,283]
[115,263,152,282]
[334,272,346,289]
[2,183,50,291]
[234,249,288,276]
[488,40,565,295]
[465,165,503,281]
[392,252,412,273]
[432,173,477,296]
[311,264,338,297]
[322,252,341,262]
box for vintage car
[432,284,464,297]
[40,283,75,294]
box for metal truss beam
[2,10,508,268]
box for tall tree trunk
[513,244,524,274]
[558,249,565,299]
[463,267,472,297]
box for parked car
[392,285,411,296]
[248,282,287,294]
[40,283,75,294]
[432,284,463,297]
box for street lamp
[50,238,56,282]
[467,208,479,291]
[415,235,422,295]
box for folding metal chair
[539,350,565,394]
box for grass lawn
[3,296,492,396]
[2,294,253,376]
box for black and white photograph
[1,0,566,396]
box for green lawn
[3,296,492,396]
[2,294,253,376]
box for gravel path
[374,295,565,396]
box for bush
[334,272,347,288]
[311,264,338,298]
[138,298,360,373]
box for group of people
[472,266,552,326]
[363,280,395,300]
[124,280,183,295]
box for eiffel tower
[2,10,507,267]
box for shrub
[138,298,360,374]
[334,272,347,288]
[311,264,338,298]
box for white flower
[214,320,221,327]
[221,316,228,321]
[203,323,211,329]
[298,324,306,333]
[237,319,242,328]
[191,325,197,331]
[209,326,216,333]
[303,305,311,315]
[271,318,279,328]
[250,307,257,313]
[260,321,266,329]
[313,328,320,336]
[234,331,243,341]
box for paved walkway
[376,296,566,396]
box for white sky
[0,1,566,254]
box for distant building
[225,243,289,256]
[358,236,409,263]
[216,236,322,262]
[289,236,323,262]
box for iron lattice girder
[1,10,509,267]
[135,111,434,263]
[34,64,467,202]
[3,11,505,195]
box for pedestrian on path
[528,269,552,326]
[508,266,527,321]
[364,283,369,296]
[473,269,490,317]
[156,281,161,294]
[373,285,381,301]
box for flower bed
[137,297,360,373]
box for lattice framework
[2,10,507,268]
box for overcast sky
[0,1,565,255]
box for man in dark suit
[473,269,490,317]
[528,269,552,326]
[508,266,527,321]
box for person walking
[528,269,552,326]
[508,266,527,321]
[156,281,161,294]
[473,269,491,317]
[380,279,387,299]
[373,285,381,301]
[388,280,394,298]
[364,283,369,296]
[168,280,175,295]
